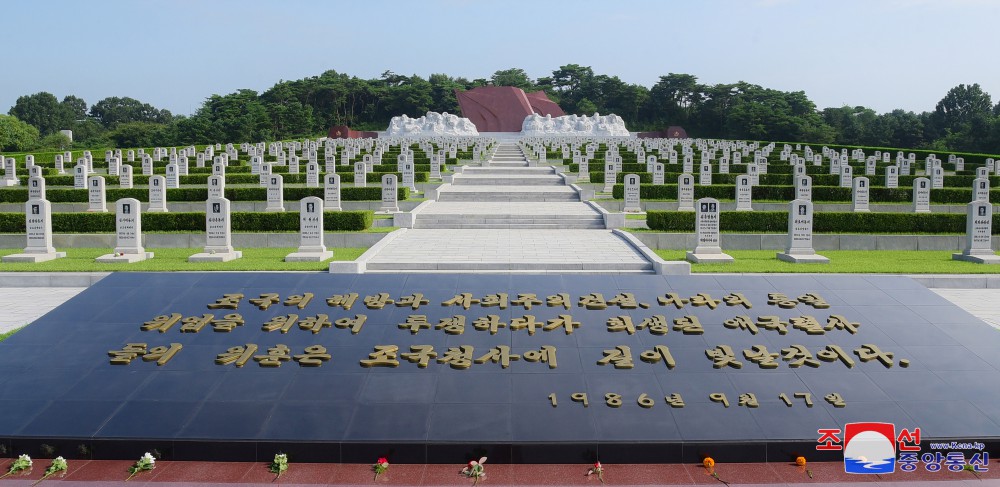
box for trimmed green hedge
[646,210,977,234]
[0,187,409,203]
[0,210,373,233]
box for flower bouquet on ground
[126,452,155,481]
[461,457,487,485]
[0,454,31,479]
[33,456,68,486]
[373,457,389,481]
[702,457,729,486]
[587,461,605,483]
[269,453,288,480]
[795,456,813,478]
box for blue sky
[3,0,999,117]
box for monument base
[952,252,1000,264]
[0,179,20,187]
[1,251,66,263]
[188,250,242,262]
[776,252,830,263]
[264,206,285,212]
[285,250,334,262]
[376,207,399,214]
[96,252,154,263]
[623,209,645,214]
[685,251,734,263]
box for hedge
[18,171,429,187]
[0,210,373,233]
[0,187,409,203]
[646,210,977,234]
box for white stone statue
[521,112,630,136]
[385,111,479,136]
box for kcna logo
[818,422,919,474]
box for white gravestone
[645,156,656,173]
[148,175,169,212]
[623,174,642,213]
[379,174,399,213]
[735,175,752,211]
[306,162,319,188]
[108,157,120,177]
[430,155,442,180]
[776,199,829,263]
[913,177,931,213]
[258,163,271,187]
[55,154,65,174]
[96,198,154,263]
[196,153,205,168]
[718,156,729,174]
[931,166,944,189]
[852,177,870,212]
[682,155,693,174]
[795,175,812,202]
[207,175,225,200]
[288,155,300,174]
[212,162,226,176]
[956,157,965,172]
[401,160,417,194]
[699,163,712,186]
[119,164,134,189]
[578,158,589,181]
[747,163,759,186]
[28,176,45,201]
[166,163,179,189]
[865,158,876,176]
[677,174,695,211]
[87,175,107,212]
[885,165,899,189]
[28,165,42,179]
[900,159,911,176]
[188,197,242,262]
[1,158,18,187]
[653,163,664,185]
[977,167,989,179]
[839,165,853,188]
[975,178,990,202]
[686,197,733,263]
[324,173,343,210]
[178,156,189,176]
[953,201,1000,263]
[285,196,333,262]
[141,156,152,176]
[354,161,367,188]
[265,174,285,212]
[2,199,65,262]
[603,162,617,194]
[74,163,87,189]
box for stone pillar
[285,196,333,262]
[97,198,154,263]
[776,199,829,263]
[686,197,733,263]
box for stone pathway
[0,287,87,333]
[360,142,676,273]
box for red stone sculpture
[327,125,378,139]
[455,86,565,132]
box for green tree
[105,122,168,148]
[0,114,40,151]
[89,96,173,128]
[36,132,72,150]
[490,68,535,91]
[8,92,72,135]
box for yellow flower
[703,457,715,469]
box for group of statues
[521,113,630,136]
[386,112,480,136]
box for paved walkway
[360,142,668,272]
[0,287,87,333]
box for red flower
[468,460,476,468]
[378,458,388,465]
[594,462,602,469]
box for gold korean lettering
[293,345,331,367]
[673,315,704,334]
[639,345,676,369]
[597,345,634,369]
[109,343,147,365]
[398,315,431,334]
[210,313,245,332]
[395,293,429,310]
[442,293,479,310]
[262,314,299,333]
[284,293,315,309]
[472,315,506,335]
[215,344,258,367]
[363,293,395,309]
[361,345,400,368]
[657,292,689,309]
[208,293,244,310]
[400,345,437,368]
[743,345,780,369]
[334,314,367,334]
[249,293,280,310]
[781,345,821,368]
[253,344,292,367]
[512,293,543,310]
[723,292,753,309]
[522,346,558,369]
[436,345,474,369]
[298,314,333,334]
[474,345,520,368]
[141,313,182,333]
[326,292,359,310]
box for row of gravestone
[618,173,975,214]
[2,153,435,194]
[22,171,410,214]
[0,192,350,264]
[683,197,1000,265]
[592,155,962,191]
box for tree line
[2,64,999,154]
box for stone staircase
[331,141,686,274]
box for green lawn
[0,247,367,272]
[0,328,19,342]
[656,249,1000,273]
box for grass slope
[0,248,366,272]
[656,249,1000,273]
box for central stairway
[338,142,684,274]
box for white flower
[18,454,31,466]
[142,453,155,464]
